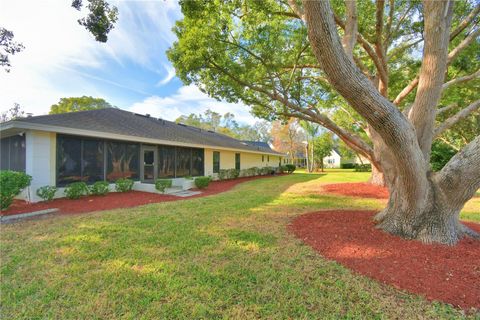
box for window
[0,135,26,172]
[235,153,240,170]
[82,139,104,183]
[213,151,220,173]
[158,145,175,178]
[106,141,139,182]
[262,155,264,162]
[267,155,270,162]
[191,148,204,176]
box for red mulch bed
[1,175,282,216]
[289,210,480,310]
[323,182,389,199]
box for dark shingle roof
[10,108,282,155]
[242,140,271,149]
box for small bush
[0,171,32,210]
[354,164,372,172]
[285,164,296,174]
[155,179,172,193]
[218,169,228,180]
[115,178,134,192]
[36,185,57,201]
[340,163,355,169]
[64,182,89,199]
[89,181,110,196]
[195,176,211,189]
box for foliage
[430,141,457,172]
[155,179,172,193]
[271,119,305,161]
[340,163,355,169]
[218,169,240,180]
[0,171,32,210]
[64,182,89,200]
[89,181,109,196]
[0,27,24,73]
[176,109,272,142]
[354,164,372,172]
[0,103,25,123]
[71,0,118,42]
[313,133,335,170]
[284,164,296,174]
[194,176,211,189]
[36,186,57,202]
[49,96,113,114]
[115,178,134,193]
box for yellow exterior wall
[204,148,281,177]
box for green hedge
[115,178,134,192]
[194,176,211,189]
[284,164,296,174]
[36,185,57,201]
[340,163,355,169]
[89,181,110,196]
[64,182,89,199]
[155,179,172,193]
[0,171,32,210]
[354,164,372,172]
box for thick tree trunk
[369,166,385,186]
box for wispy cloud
[156,64,176,86]
[128,85,259,125]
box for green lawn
[1,171,478,319]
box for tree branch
[436,103,457,115]
[342,0,357,59]
[434,100,480,137]
[449,4,480,41]
[442,69,480,91]
[447,27,480,63]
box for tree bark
[302,0,479,245]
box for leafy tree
[271,119,305,162]
[169,0,480,244]
[300,120,320,172]
[1,103,25,122]
[313,132,334,172]
[0,28,24,73]
[430,141,458,172]
[71,0,118,42]
[49,96,113,114]
[176,109,272,142]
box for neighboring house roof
[241,140,271,149]
[0,108,283,156]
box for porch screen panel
[175,147,191,177]
[57,136,82,185]
[191,148,204,176]
[82,139,104,183]
[0,135,26,172]
[106,142,139,181]
[158,145,175,178]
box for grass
[1,171,478,319]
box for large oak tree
[168,0,480,244]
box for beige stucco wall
[204,148,281,176]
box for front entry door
[141,146,157,183]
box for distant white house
[324,148,370,168]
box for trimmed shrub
[218,169,228,180]
[36,185,57,201]
[194,176,211,189]
[354,164,372,172]
[89,181,110,196]
[115,178,134,192]
[64,182,89,199]
[340,163,355,169]
[155,179,172,193]
[285,164,296,174]
[0,171,32,210]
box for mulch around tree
[322,182,389,199]
[288,210,480,310]
[1,174,283,216]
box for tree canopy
[169,0,480,245]
[49,96,113,114]
[0,28,24,73]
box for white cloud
[156,64,176,86]
[128,85,259,125]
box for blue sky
[0,0,257,124]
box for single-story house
[0,108,284,202]
[324,148,371,168]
